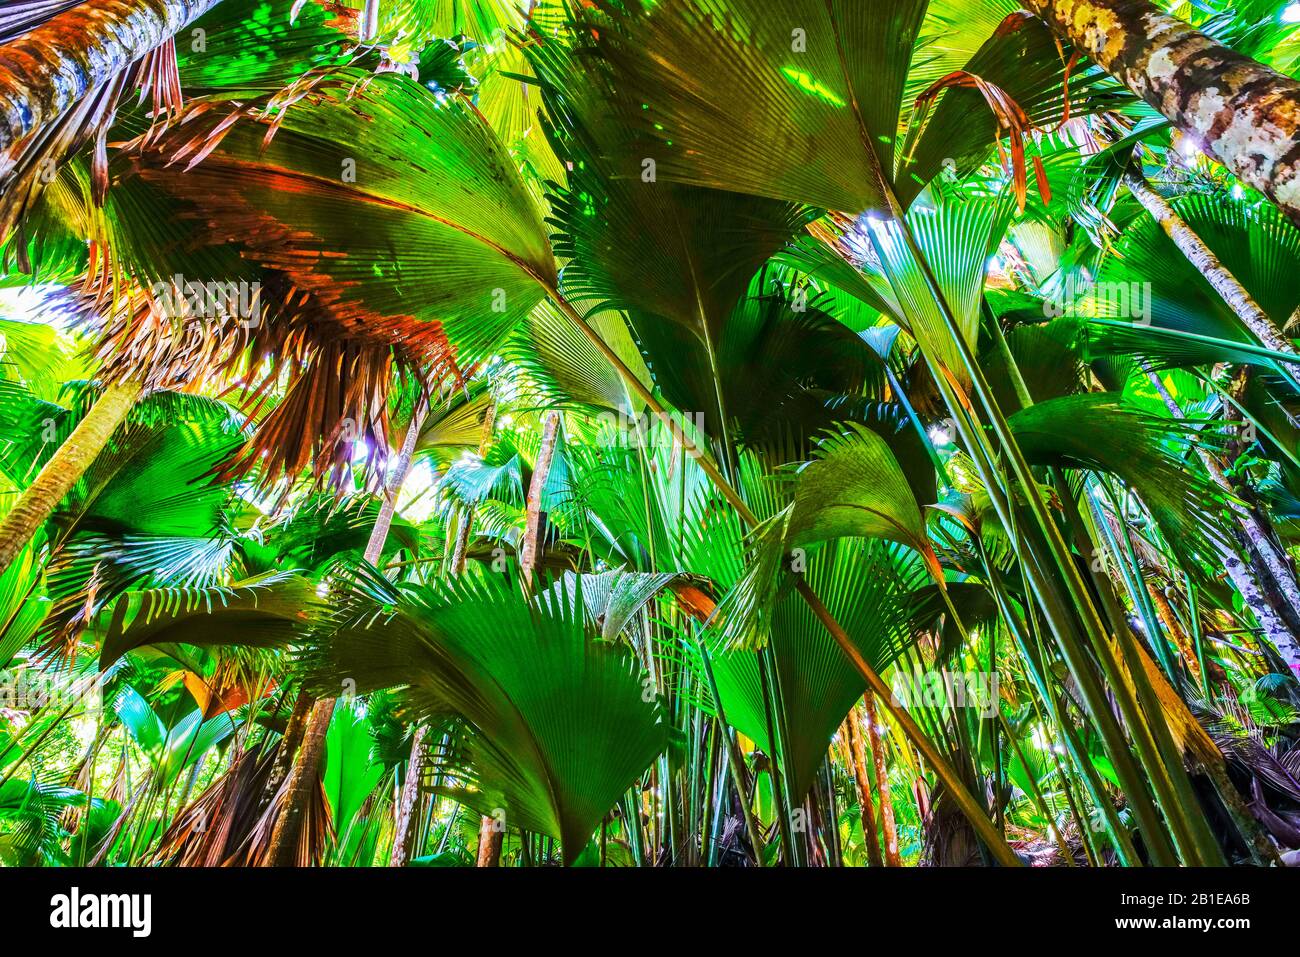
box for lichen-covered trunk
[1125,170,1296,354]
[388,725,428,866]
[0,0,220,154]
[1027,0,1300,226]
[265,695,332,867]
[0,378,141,574]
[265,405,427,866]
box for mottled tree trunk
[266,404,428,867]
[843,706,883,867]
[1144,367,1300,676]
[388,724,428,866]
[1125,169,1296,354]
[519,410,560,584]
[0,0,220,154]
[0,378,140,574]
[1026,0,1300,225]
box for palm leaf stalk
[983,550,1141,864]
[985,302,1232,863]
[991,315,1229,850]
[996,310,1265,864]
[867,209,1206,863]
[568,0,1221,861]
[691,628,768,866]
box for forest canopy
[0,0,1299,871]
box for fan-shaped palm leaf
[300,568,667,862]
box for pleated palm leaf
[854,186,1018,389]
[719,421,938,649]
[238,492,419,574]
[99,570,320,669]
[0,538,46,669]
[577,0,1121,215]
[0,775,85,866]
[1008,393,1235,581]
[112,683,243,788]
[549,567,692,642]
[91,67,553,484]
[23,392,247,651]
[1092,188,1300,357]
[299,567,668,863]
[526,21,820,449]
[696,538,928,803]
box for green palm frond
[300,567,667,862]
[1008,393,1234,576]
[700,538,926,802]
[582,0,929,214]
[719,422,935,649]
[99,570,319,668]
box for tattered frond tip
[906,68,1050,212]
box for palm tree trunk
[388,724,428,866]
[1026,0,1300,226]
[0,0,221,155]
[843,706,883,867]
[266,403,428,867]
[0,378,140,575]
[475,813,503,867]
[519,410,560,584]
[860,690,901,866]
[1125,169,1296,355]
[449,402,495,575]
[361,403,427,564]
[263,687,314,803]
[1143,366,1300,676]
